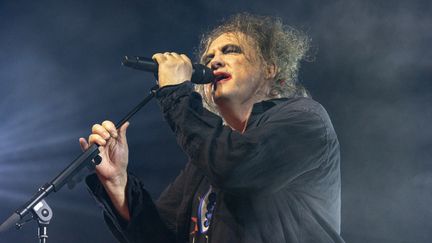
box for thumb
[79,138,89,151]
[118,121,130,144]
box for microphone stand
[0,84,159,242]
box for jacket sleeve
[155,82,331,195]
[86,173,177,243]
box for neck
[216,99,255,133]
[214,79,272,132]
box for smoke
[0,0,430,242]
[300,1,432,242]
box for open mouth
[213,72,232,84]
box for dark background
[0,0,431,242]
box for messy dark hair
[195,13,311,113]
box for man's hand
[79,120,130,220]
[152,52,193,87]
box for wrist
[97,172,128,194]
[98,173,131,221]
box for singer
[81,13,345,243]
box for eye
[223,45,242,54]
[203,45,242,65]
[204,54,214,65]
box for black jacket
[87,82,345,243]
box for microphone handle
[122,56,158,72]
[122,56,214,84]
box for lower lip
[215,77,232,84]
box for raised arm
[80,120,130,220]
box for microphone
[122,56,215,84]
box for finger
[169,52,181,58]
[170,53,188,63]
[152,53,166,64]
[164,52,178,62]
[102,120,118,138]
[92,124,110,140]
[180,54,192,65]
[88,134,107,146]
[118,121,130,144]
[79,137,89,151]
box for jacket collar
[247,98,289,128]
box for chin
[213,91,235,106]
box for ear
[265,63,277,80]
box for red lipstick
[213,71,232,84]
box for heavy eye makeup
[222,44,242,54]
[204,44,243,65]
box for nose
[210,54,225,70]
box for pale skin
[80,32,276,221]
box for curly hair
[195,13,311,114]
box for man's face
[203,32,270,108]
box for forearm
[86,173,176,243]
[98,173,131,221]
[155,83,329,193]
